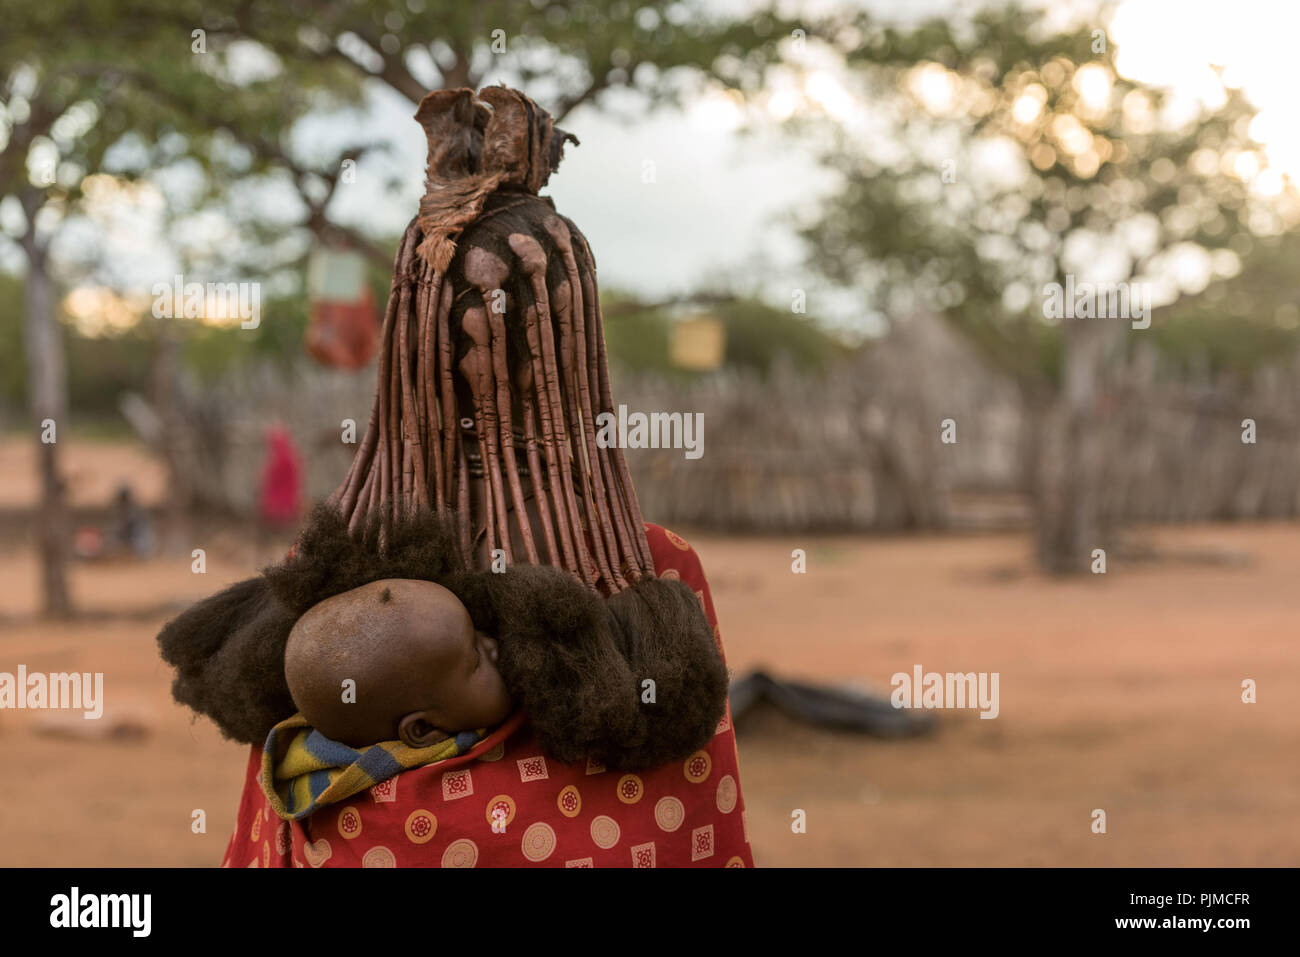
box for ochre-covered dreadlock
[330,86,653,592]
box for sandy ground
[0,438,1297,866]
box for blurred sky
[13,0,1300,336]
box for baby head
[284,578,512,748]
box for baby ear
[397,711,445,748]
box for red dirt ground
[1,438,1296,866]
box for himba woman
[159,86,753,868]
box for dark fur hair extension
[453,563,641,765]
[264,503,467,616]
[454,563,729,771]
[156,576,298,746]
[602,578,730,769]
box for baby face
[405,588,514,734]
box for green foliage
[603,292,845,377]
[65,326,154,419]
[601,294,675,374]
[801,2,1297,390]
[2,0,825,414]
[0,278,152,424]
[1149,313,1299,380]
[1149,231,1300,378]
[160,0,819,119]
[178,297,311,383]
[0,281,316,421]
[713,298,847,375]
[1,1,365,222]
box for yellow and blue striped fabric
[260,713,487,821]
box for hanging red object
[305,246,380,369]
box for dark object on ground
[728,670,935,737]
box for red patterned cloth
[221,523,754,868]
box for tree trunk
[1035,316,1111,574]
[21,231,73,617]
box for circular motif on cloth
[590,815,621,849]
[485,794,517,829]
[658,568,681,581]
[478,742,505,762]
[663,528,692,551]
[362,846,396,868]
[262,840,271,868]
[337,807,363,840]
[404,809,437,845]
[249,812,261,842]
[616,774,644,804]
[726,856,746,867]
[303,838,332,867]
[520,822,557,862]
[442,839,479,868]
[716,775,738,814]
[654,796,686,832]
[683,750,712,783]
[557,785,582,818]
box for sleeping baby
[284,578,513,749]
